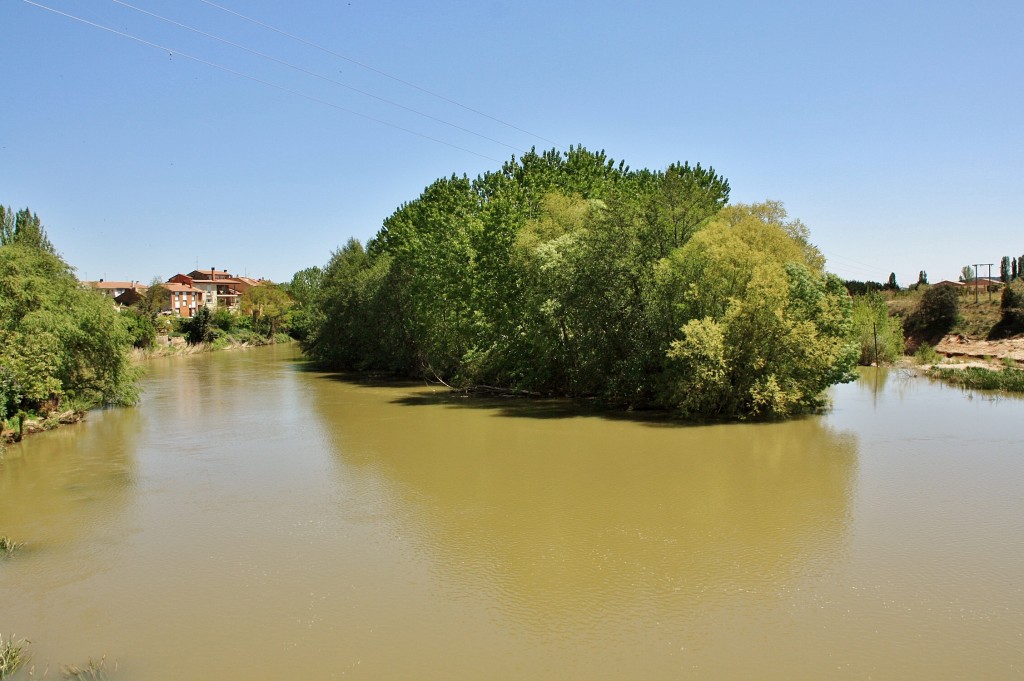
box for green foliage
[661,223,857,418]
[300,148,855,419]
[0,236,139,416]
[843,279,885,296]
[1000,256,1011,283]
[0,633,29,679]
[121,308,157,349]
[1002,278,1024,315]
[928,366,1024,393]
[286,266,323,343]
[211,307,237,333]
[905,284,960,339]
[0,205,56,254]
[181,305,214,345]
[134,278,170,319]
[997,278,1024,334]
[240,283,293,338]
[914,343,940,364]
[850,292,905,365]
[961,265,975,283]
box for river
[1,345,1022,679]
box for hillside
[884,286,1023,366]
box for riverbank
[933,333,1024,366]
[2,337,295,447]
[909,333,1024,394]
[0,409,85,445]
[131,333,293,361]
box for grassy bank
[927,366,1024,393]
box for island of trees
[292,147,860,419]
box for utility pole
[972,264,994,303]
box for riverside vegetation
[293,147,859,419]
[848,273,1024,393]
[0,205,293,445]
[1,207,139,442]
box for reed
[0,634,29,680]
[929,366,1024,393]
[0,536,23,558]
[61,656,115,681]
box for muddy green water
[1,345,1022,679]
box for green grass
[0,536,23,558]
[928,367,1024,393]
[0,634,29,680]
[914,343,940,364]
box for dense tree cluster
[0,206,138,421]
[297,147,858,419]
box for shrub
[212,307,236,333]
[1001,279,1024,330]
[905,285,960,339]
[914,343,940,364]
[121,309,156,349]
[181,306,214,345]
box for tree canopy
[298,147,857,419]
[0,210,138,420]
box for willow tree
[657,203,857,418]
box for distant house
[87,280,142,299]
[168,268,264,311]
[114,287,146,307]
[163,282,204,318]
[963,277,1004,294]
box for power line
[22,0,504,163]
[820,249,897,280]
[821,250,891,275]
[197,0,564,149]
[110,0,524,153]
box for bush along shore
[2,207,139,447]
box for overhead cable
[197,0,563,149]
[22,0,504,163]
[110,0,524,153]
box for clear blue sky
[3,0,1022,285]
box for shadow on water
[303,366,817,427]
